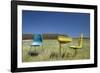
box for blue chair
[29,34,43,56]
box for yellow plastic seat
[70,46,82,49]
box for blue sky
[22,10,90,37]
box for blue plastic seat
[31,34,43,46]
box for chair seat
[70,46,82,49]
[31,42,42,46]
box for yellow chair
[58,35,72,56]
[69,34,83,56]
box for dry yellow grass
[22,38,90,62]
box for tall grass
[22,38,90,62]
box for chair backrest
[78,33,83,47]
[33,34,43,43]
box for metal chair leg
[29,45,32,52]
[59,42,62,58]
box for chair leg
[29,46,33,56]
[42,45,43,49]
[74,49,77,57]
[59,43,62,57]
[34,46,36,52]
[29,45,32,52]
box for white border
[17,5,94,68]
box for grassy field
[22,38,90,62]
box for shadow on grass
[28,51,39,56]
